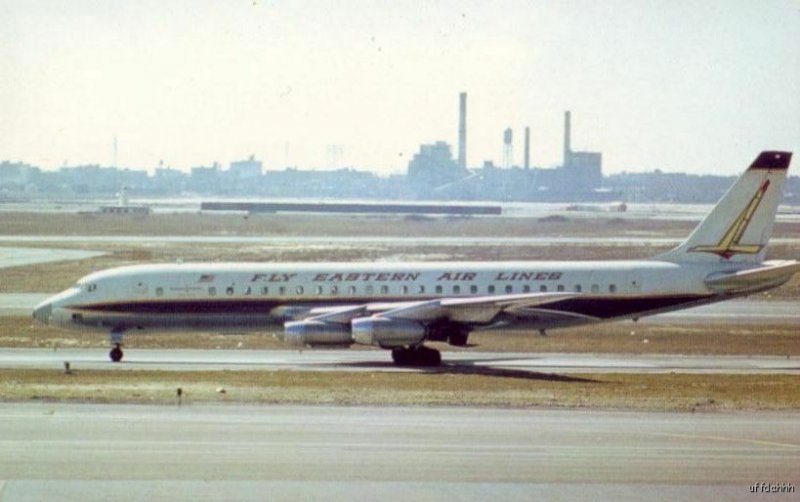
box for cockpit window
[75,281,97,292]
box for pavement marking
[647,431,800,450]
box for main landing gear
[109,329,125,363]
[391,346,442,367]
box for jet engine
[283,320,353,347]
[351,316,425,348]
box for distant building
[564,151,603,192]
[407,142,469,189]
[229,155,263,179]
[0,161,39,189]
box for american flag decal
[198,274,215,283]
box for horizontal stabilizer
[704,260,800,293]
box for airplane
[33,151,798,366]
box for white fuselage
[35,259,742,335]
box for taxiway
[0,348,796,374]
[0,403,796,501]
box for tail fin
[655,151,792,264]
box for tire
[109,346,123,363]
[448,330,469,347]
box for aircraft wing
[704,260,800,293]
[307,292,580,325]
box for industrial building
[405,93,606,200]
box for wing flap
[379,293,579,324]
[704,260,800,293]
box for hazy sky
[1,0,798,175]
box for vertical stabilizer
[655,151,792,263]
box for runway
[0,347,797,374]
[0,247,105,270]
[0,403,796,501]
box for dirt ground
[1,368,797,411]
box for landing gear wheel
[419,346,442,366]
[448,329,469,347]
[109,344,123,363]
[391,346,442,367]
[391,348,408,365]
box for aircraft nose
[32,300,53,325]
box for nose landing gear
[110,343,123,362]
[109,329,125,363]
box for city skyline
[1,0,798,175]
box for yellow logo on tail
[690,180,770,259]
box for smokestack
[458,92,467,169]
[563,110,571,167]
[503,128,513,168]
[524,126,530,169]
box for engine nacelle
[351,316,425,348]
[283,320,353,347]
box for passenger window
[575,285,582,292]
[331,285,339,295]
[540,285,547,292]
[296,286,304,295]
[453,285,460,294]
[488,285,495,294]
[380,285,389,294]
[348,285,356,295]
[609,284,617,293]
[402,285,409,295]
[316,286,323,295]
[244,286,252,295]
[365,285,374,294]
[522,285,530,293]
[226,286,234,296]
[435,285,443,294]
[279,286,286,295]
[418,285,425,294]
[156,287,164,297]
[470,285,477,294]
[557,284,565,292]
[209,287,216,296]
[261,286,268,295]
[591,284,599,293]
[505,285,513,294]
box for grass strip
[2,368,798,411]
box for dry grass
[3,211,799,238]
[0,211,701,237]
[1,368,798,411]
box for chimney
[458,92,467,169]
[563,110,571,167]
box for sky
[1,0,798,175]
